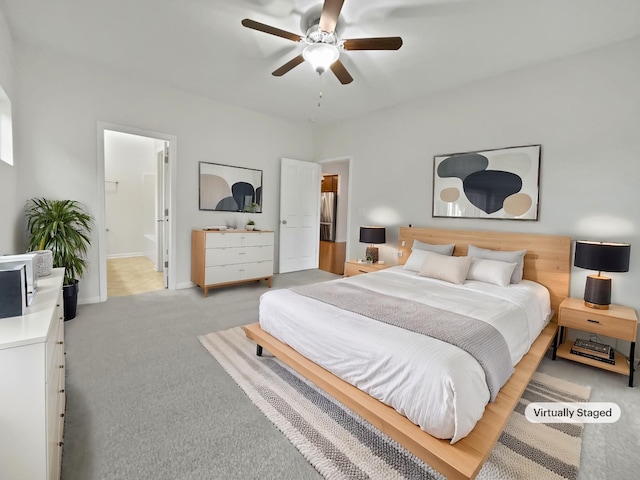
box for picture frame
[199,162,263,213]
[432,144,541,220]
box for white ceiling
[2,0,640,124]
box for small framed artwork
[432,144,541,220]
[199,162,263,213]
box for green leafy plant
[25,198,94,285]
[246,220,255,225]
[242,202,260,213]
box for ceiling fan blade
[330,60,353,85]
[319,0,345,33]
[272,54,305,76]
[241,18,303,42]
[342,37,403,51]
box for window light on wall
[0,84,14,166]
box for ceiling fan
[241,0,403,84]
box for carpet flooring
[200,326,591,480]
[60,269,640,480]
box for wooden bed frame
[244,227,571,479]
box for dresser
[191,229,274,296]
[0,268,66,480]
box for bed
[244,227,571,479]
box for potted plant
[245,220,255,231]
[25,198,94,320]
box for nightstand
[554,297,638,387]
[344,260,390,277]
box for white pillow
[467,244,527,284]
[466,257,517,287]
[403,249,429,272]
[412,240,455,256]
[418,252,472,285]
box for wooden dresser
[0,268,66,480]
[191,229,274,296]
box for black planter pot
[63,279,79,321]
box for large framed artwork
[199,162,263,212]
[432,144,541,220]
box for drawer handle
[587,319,600,324]
[60,389,65,394]
[57,341,64,345]
[59,441,64,447]
[358,269,368,273]
[60,413,64,418]
[59,365,65,369]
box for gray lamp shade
[574,241,630,273]
[359,226,386,245]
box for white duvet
[259,266,551,443]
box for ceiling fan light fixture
[303,43,339,74]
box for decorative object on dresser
[555,297,637,387]
[0,268,66,479]
[433,144,541,220]
[191,229,274,296]
[574,240,630,309]
[245,220,255,231]
[359,226,386,263]
[199,162,263,213]
[344,259,390,277]
[33,249,54,277]
[0,263,28,318]
[0,252,38,305]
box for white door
[279,158,321,273]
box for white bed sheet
[258,266,551,443]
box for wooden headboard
[398,227,572,317]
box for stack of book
[570,338,615,365]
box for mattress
[258,266,551,443]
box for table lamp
[574,240,630,309]
[359,226,386,263]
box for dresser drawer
[205,245,273,266]
[206,232,243,248]
[204,261,273,285]
[559,308,637,341]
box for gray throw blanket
[291,281,514,401]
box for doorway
[319,157,351,275]
[97,122,177,301]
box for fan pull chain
[317,72,324,108]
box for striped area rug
[199,327,590,480]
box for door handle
[157,219,164,222]
[281,220,287,224]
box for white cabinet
[0,268,65,480]
[191,230,274,296]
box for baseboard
[106,252,144,259]
[78,296,101,305]
[176,281,196,290]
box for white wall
[13,44,314,302]
[0,8,19,255]
[315,37,640,320]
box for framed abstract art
[432,144,541,220]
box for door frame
[96,121,178,301]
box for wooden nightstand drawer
[344,260,389,277]
[559,309,635,341]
